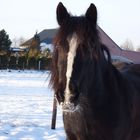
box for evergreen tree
[28,32,40,57]
[0,29,12,52]
[27,32,40,69]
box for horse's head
[51,2,110,112]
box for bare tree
[120,39,134,51]
[19,37,26,46]
[136,47,140,52]
[12,38,18,48]
[11,37,26,48]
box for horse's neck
[96,61,122,95]
[80,58,122,95]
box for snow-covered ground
[0,70,65,140]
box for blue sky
[0,0,140,49]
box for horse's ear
[86,3,97,25]
[56,2,70,26]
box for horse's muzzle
[61,102,76,112]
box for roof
[121,50,140,64]
[21,27,140,64]
[97,27,140,64]
[21,26,121,50]
[10,47,28,52]
[98,26,122,56]
[21,29,57,46]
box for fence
[0,55,52,70]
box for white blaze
[65,34,78,103]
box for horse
[50,2,140,140]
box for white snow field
[0,70,65,140]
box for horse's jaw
[60,102,80,113]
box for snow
[0,70,65,140]
[40,43,54,52]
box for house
[21,29,57,48]
[121,50,140,64]
[98,26,140,64]
[21,27,140,64]
[10,47,28,58]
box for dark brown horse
[50,2,140,140]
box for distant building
[21,27,140,64]
[10,47,28,57]
[21,29,57,48]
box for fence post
[38,60,41,70]
[51,94,57,129]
